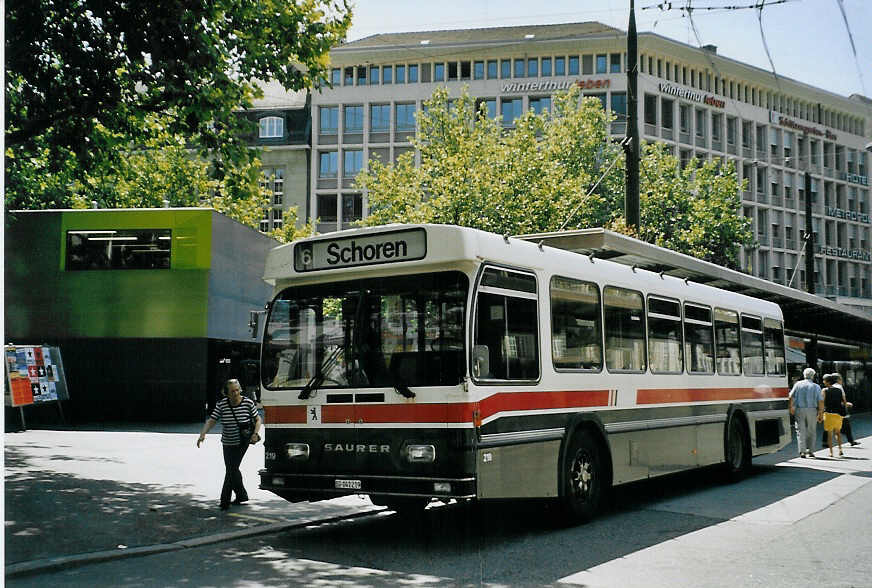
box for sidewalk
[4,423,384,578]
[5,414,871,579]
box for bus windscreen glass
[262,271,468,390]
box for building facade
[243,81,311,232]
[307,22,872,312]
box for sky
[345,0,871,100]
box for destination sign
[294,228,426,272]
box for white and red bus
[258,224,789,521]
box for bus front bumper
[259,470,476,501]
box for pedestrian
[789,367,823,458]
[821,374,847,458]
[196,378,262,510]
[822,372,859,448]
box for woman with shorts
[821,374,847,458]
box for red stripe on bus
[264,405,307,424]
[636,386,789,404]
[478,390,610,420]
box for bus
[257,224,790,522]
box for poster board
[5,345,70,407]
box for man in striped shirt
[197,379,262,510]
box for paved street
[5,415,872,586]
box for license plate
[335,478,362,490]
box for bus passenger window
[603,286,646,372]
[741,315,765,375]
[763,318,786,376]
[647,296,683,373]
[550,276,602,370]
[714,308,741,375]
[474,268,539,381]
[684,303,714,374]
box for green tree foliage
[5,0,350,228]
[358,86,623,235]
[356,86,752,268]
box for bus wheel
[562,430,604,523]
[724,412,751,481]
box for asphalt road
[5,416,872,586]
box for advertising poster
[5,345,69,407]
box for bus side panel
[476,440,561,499]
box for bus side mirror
[249,310,261,339]
[472,345,489,379]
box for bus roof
[264,224,783,320]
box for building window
[66,229,172,271]
[343,67,353,86]
[396,64,405,84]
[527,58,538,78]
[356,65,367,85]
[382,65,393,84]
[529,96,551,114]
[609,53,621,73]
[610,92,627,119]
[474,61,485,80]
[644,94,657,126]
[514,59,525,78]
[343,150,363,179]
[695,109,705,137]
[317,194,337,223]
[483,98,497,119]
[344,105,363,133]
[500,59,511,79]
[395,103,416,131]
[408,64,419,83]
[487,60,498,79]
[370,104,390,132]
[342,193,363,224]
[318,107,338,135]
[501,98,523,127]
[434,62,445,81]
[262,167,284,206]
[595,54,607,74]
[727,117,737,145]
[555,56,566,76]
[460,61,471,80]
[448,61,458,81]
[259,116,284,138]
[272,209,283,230]
[260,209,270,232]
[330,68,340,86]
[662,98,674,130]
[369,65,379,85]
[712,113,722,142]
[541,57,552,76]
[319,151,338,178]
[569,55,580,75]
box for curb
[5,507,386,579]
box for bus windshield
[262,271,468,390]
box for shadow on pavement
[3,447,257,566]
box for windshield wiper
[298,345,343,400]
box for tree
[358,86,623,235]
[5,0,351,218]
[356,85,752,269]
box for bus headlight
[286,443,310,460]
[405,444,435,463]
